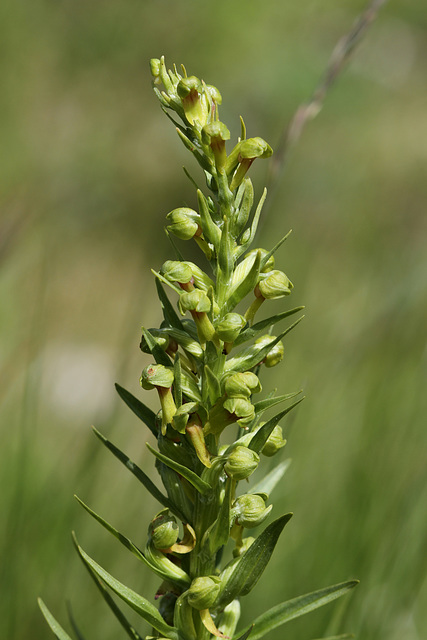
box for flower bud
[205,84,222,106]
[232,494,272,528]
[230,138,274,191]
[171,402,198,433]
[254,335,284,367]
[140,364,174,390]
[215,313,246,343]
[166,208,201,240]
[160,260,193,285]
[261,425,287,456]
[257,270,293,299]
[223,397,255,427]
[148,509,179,550]
[140,329,170,354]
[187,576,221,610]
[184,262,215,292]
[224,371,261,398]
[177,76,209,127]
[202,121,230,169]
[150,58,161,81]
[180,289,211,314]
[224,445,259,480]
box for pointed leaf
[38,599,73,640]
[233,628,253,640]
[259,229,292,270]
[218,513,293,607]
[92,427,186,521]
[203,478,232,554]
[197,189,221,249]
[173,353,182,408]
[72,537,179,640]
[141,327,172,367]
[146,442,212,495]
[253,391,302,415]
[115,384,157,436]
[66,603,87,640]
[250,459,292,496]
[155,279,185,331]
[224,251,261,313]
[238,580,359,640]
[74,496,190,589]
[205,365,222,405]
[235,189,267,258]
[234,307,305,346]
[249,398,305,454]
[70,553,144,640]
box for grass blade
[238,580,359,640]
[115,383,157,436]
[38,599,73,640]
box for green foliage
[39,56,358,640]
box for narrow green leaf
[204,478,232,554]
[253,391,302,415]
[73,543,144,640]
[250,459,292,496]
[218,513,293,606]
[115,383,157,437]
[204,364,222,405]
[92,427,186,521]
[224,250,261,313]
[238,580,359,640]
[72,536,179,640]
[38,599,73,640]
[173,353,182,408]
[233,628,253,640]
[66,603,87,640]
[74,496,190,589]
[249,398,305,454]
[226,329,289,374]
[141,327,172,367]
[234,306,305,346]
[155,279,185,331]
[259,229,293,270]
[235,189,267,258]
[146,442,212,495]
[197,189,221,249]
[309,635,354,640]
[218,216,233,282]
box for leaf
[218,216,233,283]
[155,279,184,331]
[250,459,292,496]
[237,580,359,640]
[69,557,144,640]
[218,513,293,607]
[235,189,267,258]
[197,189,221,249]
[141,327,172,367]
[38,599,73,640]
[253,391,302,415]
[260,229,292,270]
[92,427,186,521]
[173,353,182,408]
[234,306,305,346]
[115,384,157,437]
[224,250,261,313]
[72,536,179,640]
[232,628,253,640]
[204,364,222,405]
[66,602,87,640]
[203,478,232,554]
[249,398,305,454]
[74,496,190,589]
[146,442,212,495]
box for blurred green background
[1,1,426,639]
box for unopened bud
[149,509,179,550]
[166,208,201,240]
[215,313,246,343]
[160,260,193,285]
[224,372,261,398]
[232,494,272,528]
[202,121,230,169]
[150,58,161,80]
[255,335,284,368]
[245,248,275,273]
[180,289,211,314]
[262,425,287,456]
[187,576,221,610]
[223,397,255,427]
[140,329,169,354]
[172,402,198,433]
[140,364,174,390]
[257,270,293,299]
[177,76,209,126]
[224,445,259,480]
